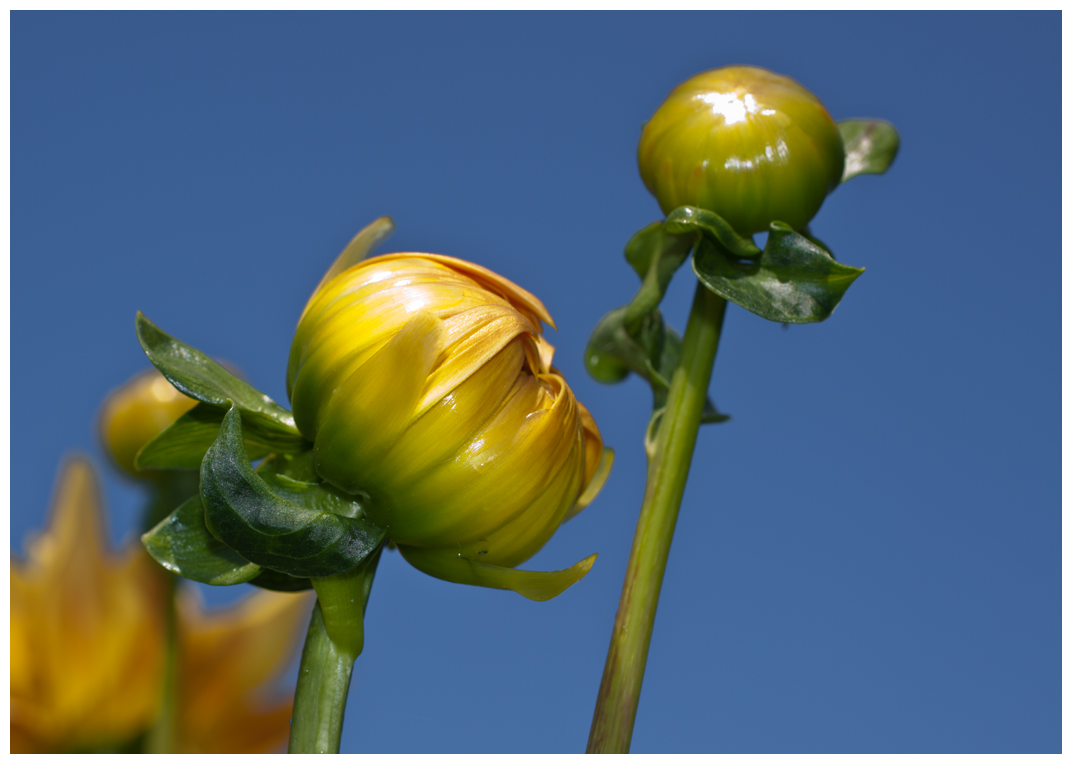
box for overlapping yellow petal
[10,459,314,753]
[288,247,612,596]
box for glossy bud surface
[638,65,844,235]
[288,253,608,570]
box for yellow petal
[313,310,444,494]
[365,252,555,329]
[11,458,167,753]
[176,586,314,753]
[454,431,584,567]
[378,371,573,546]
[397,545,596,602]
[565,446,615,522]
[378,340,524,488]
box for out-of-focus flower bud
[11,458,313,753]
[99,368,198,476]
[287,253,608,572]
[638,65,845,235]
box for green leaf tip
[839,119,900,182]
[693,221,864,324]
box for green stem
[145,572,178,753]
[587,282,727,754]
[143,475,195,754]
[289,549,381,754]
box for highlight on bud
[99,368,198,475]
[638,65,845,235]
[287,251,612,599]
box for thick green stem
[289,550,381,754]
[588,282,727,753]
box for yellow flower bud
[638,65,845,235]
[99,368,198,476]
[287,253,608,572]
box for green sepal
[621,221,695,333]
[135,312,306,450]
[692,222,865,324]
[397,546,598,602]
[249,568,314,592]
[141,493,315,590]
[586,306,728,423]
[839,119,900,182]
[308,216,396,301]
[663,205,762,260]
[200,404,385,579]
[136,402,280,471]
[142,494,262,586]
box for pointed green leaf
[398,545,597,602]
[664,206,761,259]
[200,405,385,578]
[136,403,272,470]
[839,119,900,182]
[142,495,262,586]
[135,312,306,449]
[693,222,865,324]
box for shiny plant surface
[638,66,845,235]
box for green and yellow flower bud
[287,252,610,581]
[638,65,845,235]
[99,368,198,476]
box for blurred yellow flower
[99,368,199,476]
[10,458,313,753]
[287,252,611,595]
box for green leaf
[142,495,262,586]
[664,206,761,259]
[135,312,306,449]
[586,306,727,423]
[622,221,695,332]
[839,119,900,182]
[693,222,864,324]
[200,404,385,579]
[249,568,314,592]
[585,214,729,422]
[135,403,272,470]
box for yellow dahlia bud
[638,65,845,235]
[287,253,606,570]
[99,368,198,475]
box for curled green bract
[200,404,385,579]
[692,222,865,324]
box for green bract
[638,66,845,236]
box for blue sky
[11,12,1060,753]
